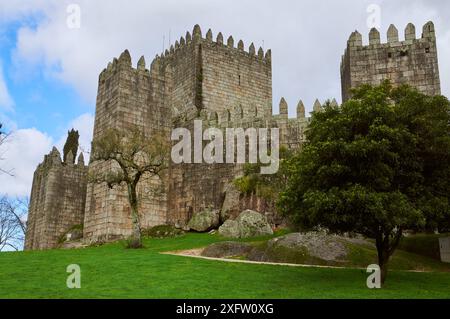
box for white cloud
[0,128,53,197]
[0,113,94,197]
[56,112,94,162]
[5,0,449,115]
[0,61,14,111]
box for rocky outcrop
[218,220,241,238]
[220,183,242,222]
[202,232,360,264]
[201,241,253,258]
[218,209,273,238]
[266,232,347,261]
[220,183,284,226]
[187,208,220,232]
[238,210,273,238]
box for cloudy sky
[0,0,449,197]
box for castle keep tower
[165,26,275,226]
[341,22,441,101]
[83,50,172,242]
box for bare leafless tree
[0,196,28,251]
[0,123,14,176]
[90,128,170,248]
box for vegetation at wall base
[278,82,450,285]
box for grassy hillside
[398,233,449,260]
[0,232,450,299]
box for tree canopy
[63,129,79,164]
[278,82,450,283]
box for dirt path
[161,248,365,270]
[161,248,432,272]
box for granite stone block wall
[341,22,440,101]
[24,149,87,250]
[25,22,441,249]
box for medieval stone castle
[24,21,440,250]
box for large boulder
[245,232,350,264]
[218,210,273,238]
[187,208,220,232]
[201,241,253,258]
[218,220,240,238]
[237,210,273,238]
[266,232,347,261]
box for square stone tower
[83,50,172,242]
[341,21,441,102]
[25,148,87,250]
[83,25,275,242]
[166,26,274,225]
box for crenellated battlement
[99,49,151,83]
[153,25,271,66]
[341,21,440,101]
[272,97,339,119]
[345,21,436,48]
[38,147,86,170]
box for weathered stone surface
[24,146,87,250]
[236,210,273,238]
[341,22,440,102]
[218,220,240,238]
[187,208,220,232]
[246,232,357,264]
[267,232,347,261]
[220,183,283,226]
[201,241,253,258]
[65,228,83,242]
[220,183,241,222]
[219,210,273,238]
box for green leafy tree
[63,129,79,163]
[278,82,450,284]
[90,128,170,248]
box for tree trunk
[375,230,403,285]
[376,244,390,285]
[127,183,142,248]
[376,231,392,285]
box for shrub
[141,225,184,238]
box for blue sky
[1,16,91,134]
[0,0,449,197]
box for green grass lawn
[0,232,450,299]
[398,233,449,260]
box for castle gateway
[25,22,440,250]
